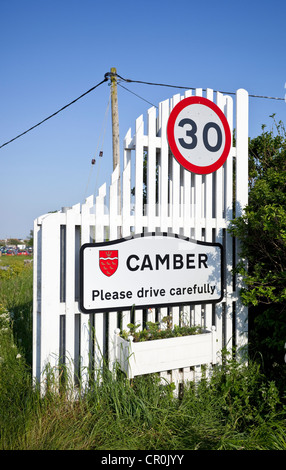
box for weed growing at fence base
[1,347,286,450]
[0,256,286,450]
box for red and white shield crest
[99,250,118,277]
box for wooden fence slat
[109,165,120,240]
[159,99,169,233]
[32,218,41,382]
[134,115,144,233]
[65,203,80,385]
[122,128,132,237]
[204,88,215,331]
[93,183,107,369]
[80,196,94,387]
[224,95,235,351]
[40,212,61,384]
[147,106,157,232]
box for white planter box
[114,327,217,379]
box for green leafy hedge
[229,117,286,382]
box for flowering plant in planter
[120,319,204,343]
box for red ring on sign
[167,96,231,175]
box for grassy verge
[0,256,285,450]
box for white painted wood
[159,99,169,232]
[32,217,41,382]
[65,203,80,386]
[80,195,94,387]
[235,88,249,356]
[147,106,157,232]
[38,212,61,392]
[109,165,120,240]
[134,115,144,234]
[224,95,235,352]
[122,128,132,237]
[93,185,106,373]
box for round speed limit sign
[167,96,231,175]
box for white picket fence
[33,87,248,392]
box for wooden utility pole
[110,67,121,226]
[110,67,120,172]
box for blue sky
[0,0,285,239]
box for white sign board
[80,233,223,314]
[167,96,231,174]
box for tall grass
[0,255,285,450]
[0,256,33,364]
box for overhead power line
[117,82,158,108]
[0,71,285,150]
[115,72,285,101]
[0,76,108,149]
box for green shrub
[229,118,286,383]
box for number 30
[178,118,222,152]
